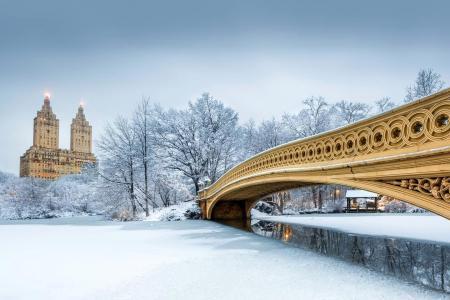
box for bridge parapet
[200,89,450,219]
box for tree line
[0,68,446,220]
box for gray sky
[1,0,449,175]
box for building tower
[33,94,59,149]
[70,104,92,153]
[21,94,96,179]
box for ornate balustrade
[199,88,450,220]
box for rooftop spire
[75,102,86,121]
[41,93,53,113]
[44,93,51,106]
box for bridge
[198,88,450,220]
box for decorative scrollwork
[384,177,450,203]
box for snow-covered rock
[144,201,201,221]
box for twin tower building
[20,95,96,179]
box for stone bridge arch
[199,89,450,220]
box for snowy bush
[46,170,103,214]
[0,169,107,220]
[110,209,134,221]
[323,199,346,213]
[183,202,202,219]
[0,176,49,219]
[254,201,277,215]
[384,199,425,213]
[145,201,200,222]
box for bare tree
[238,119,257,160]
[98,117,139,217]
[133,98,154,216]
[152,171,192,207]
[282,96,330,139]
[239,117,290,159]
[333,100,371,125]
[154,176,172,207]
[278,97,331,209]
[375,97,396,113]
[404,68,445,102]
[256,118,288,152]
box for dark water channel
[218,219,450,293]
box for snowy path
[255,213,450,244]
[0,217,447,300]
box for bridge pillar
[245,199,258,219]
[210,200,247,220]
[198,199,207,219]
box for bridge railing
[200,88,450,200]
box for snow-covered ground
[254,213,450,244]
[0,217,447,300]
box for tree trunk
[143,116,150,217]
[194,178,200,194]
[318,190,323,210]
[144,162,149,217]
[130,160,137,218]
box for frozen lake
[255,213,450,244]
[0,217,448,300]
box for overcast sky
[1,0,449,175]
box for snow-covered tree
[133,98,154,216]
[375,97,396,113]
[0,167,106,220]
[6,177,48,218]
[152,93,239,192]
[282,96,331,139]
[98,117,140,217]
[238,119,258,160]
[239,117,290,160]
[153,170,193,207]
[46,165,100,213]
[256,118,288,152]
[404,69,445,103]
[192,93,240,182]
[333,100,371,125]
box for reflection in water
[217,219,253,231]
[253,221,292,243]
[282,224,293,242]
[218,219,450,293]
